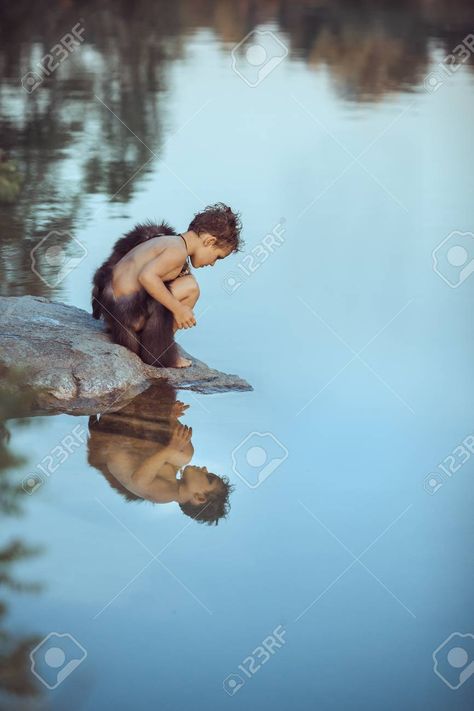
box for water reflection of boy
[88,415,232,525]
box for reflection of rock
[89,383,178,444]
[0,296,252,415]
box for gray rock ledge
[0,296,252,415]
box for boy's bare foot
[176,355,192,368]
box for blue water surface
[1,2,473,709]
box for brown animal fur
[91,221,179,367]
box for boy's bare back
[112,235,187,298]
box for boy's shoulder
[147,234,187,267]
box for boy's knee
[189,277,200,300]
[170,274,199,301]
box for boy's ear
[193,492,207,504]
[203,233,217,247]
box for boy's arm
[131,448,171,484]
[129,424,192,502]
[129,447,177,501]
[138,248,196,328]
[138,249,183,310]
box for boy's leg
[168,275,200,333]
[159,274,200,368]
[139,275,199,369]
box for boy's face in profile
[180,464,222,504]
[191,233,231,268]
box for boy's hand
[173,303,196,329]
[171,401,189,418]
[169,423,192,451]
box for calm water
[1,1,474,709]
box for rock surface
[0,296,252,415]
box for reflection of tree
[0,151,22,204]
[0,380,42,703]
[0,0,473,295]
[278,0,474,102]
[0,544,41,699]
[0,0,184,298]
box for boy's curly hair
[179,474,234,526]
[188,202,243,253]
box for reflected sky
[1,1,474,709]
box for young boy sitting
[91,203,243,368]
